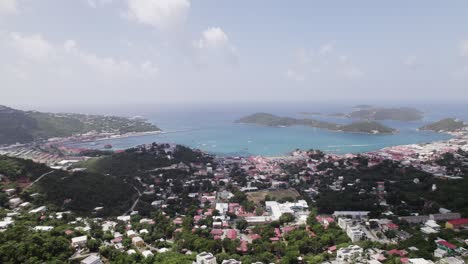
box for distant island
[349,107,424,121]
[0,105,160,145]
[299,111,322,116]
[236,113,397,134]
[353,104,374,109]
[420,118,467,132]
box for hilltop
[420,118,467,132]
[236,113,396,134]
[0,105,160,145]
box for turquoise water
[66,103,463,156]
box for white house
[71,235,88,248]
[196,252,217,264]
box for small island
[420,118,467,132]
[235,113,397,134]
[349,107,424,121]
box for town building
[336,245,363,262]
[71,235,88,248]
[445,218,468,229]
[80,255,103,264]
[195,252,217,264]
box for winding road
[25,171,54,189]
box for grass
[246,188,300,204]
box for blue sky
[1,0,468,108]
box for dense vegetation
[311,154,468,217]
[0,154,136,216]
[339,121,396,134]
[420,118,467,132]
[36,171,136,216]
[0,155,51,181]
[236,113,396,134]
[0,105,160,145]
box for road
[25,171,54,189]
[125,185,142,215]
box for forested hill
[0,105,160,145]
[0,155,136,216]
[0,143,212,216]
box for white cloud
[460,40,468,57]
[140,60,159,75]
[341,66,364,79]
[196,27,229,49]
[126,0,190,31]
[318,42,334,56]
[194,27,238,66]
[87,0,113,8]
[285,68,305,82]
[404,55,417,67]
[9,32,54,62]
[63,39,158,77]
[286,43,364,81]
[0,0,17,15]
[1,31,158,81]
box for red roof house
[227,229,237,240]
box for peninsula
[0,105,160,145]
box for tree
[279,213,295,225]
[87,239,101,252]
[236,219,248,231]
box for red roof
[237,240,248,252]
[437,240,457,249]
[387,249,407,257]
[447,218,468,226]
[283,226,296,233]
[211,229,224,236]
[250,234,261,240]
[274,228,281,237]
[227,229,237,240]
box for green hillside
[0,105,160,145]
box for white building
[142,250,153,258]
[71,235,88,248]
[336,245,363,262]
[132,236,145,247]
[8,198,22,208]
[333,211,369,219]
[195,252,217,264]
[408,258,435,264]
[80,255,103,264]
[34,226,54,231]
[338,218,353,230]
[438,257,465,264]
[215,203,229,215]
[29,206,47,214]
[346,226,365,242]
[222,260,242,264]
[265,200,309,221]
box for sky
[1,0,468,109]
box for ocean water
[67,102,467,156]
